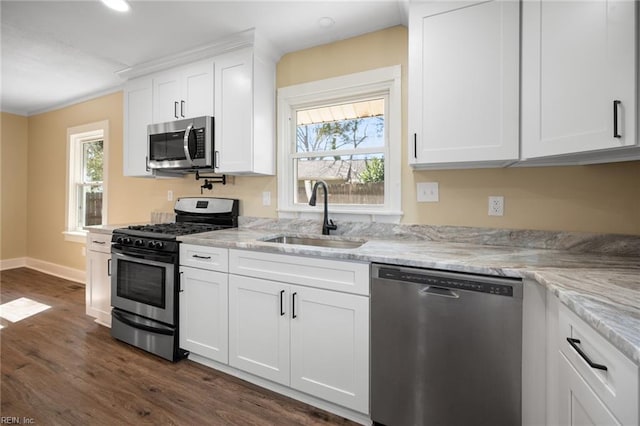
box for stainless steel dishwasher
[371,263,523,426]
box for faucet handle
[327,219,337,230]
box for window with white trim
[65,121,108,241]
[277,66,402,223]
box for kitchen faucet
[308,180,337,235]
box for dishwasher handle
[421,286,459,299]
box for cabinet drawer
[229,249,369,296]
[559,303,638,425]
[180,244,228,272]
[86,233,112,254]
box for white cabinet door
[214,49,254,173]
[86,250,111,326]
[290,285,369,414]
[408,0,519,168]
[152,70,181,123]
[213,48,275,175]
[182,60,215,119]
[521,0,637,159]
[559,353,621,425]
[123,77,153,177]
[179,266,228,364]
[228,274,290,385]
[153,59,214,123]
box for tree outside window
[294,98,386,206]
[66,123,107,237]
[78,140,104,227]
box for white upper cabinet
[408,0,520,169]
[152,59,214,123]
[214,47,275,175]
[521,0,638,163]
[123,77,153,177]
[121,31,277,178]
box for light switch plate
[417,182,439,202]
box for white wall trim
[24,258,86,284]
[0,257,28,271]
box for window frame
[64,120,109,243]
[277,65,402,223]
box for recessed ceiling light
[101,0,130,12]
[318,16,335,29]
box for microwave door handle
[183,123,194,166]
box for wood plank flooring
[0,268,357,425]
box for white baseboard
[1,257,86,284]
[0,257,28,271]
[24,258,86,284]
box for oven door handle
[112,310,174,336]
[111,248,175,265]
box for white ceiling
[1,0,408,116]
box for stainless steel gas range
[110,197,239,361]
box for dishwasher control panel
[377,267,514,297]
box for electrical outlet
[262,191,271,206]
[167,190,173,201]
[488,196,504,216]
[417,182,439,202]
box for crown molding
[116,28,281,80]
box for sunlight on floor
[0,297,51,323]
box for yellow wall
[278,26,640,235]
[25,92,275,269]
[5,25,640,269]
[1,113,29,260]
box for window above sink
[277,66,403,224]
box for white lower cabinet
[289,285,369,412]
[559,352,620,425]
[179,266,228,364]
[228,275,290,384]
[228,274,369,413]
[555,303,638,426]
[85,232,112,326]
[228,249,370,414]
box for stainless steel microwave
[147,116,214,172]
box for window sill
[63,230,88,243]
[277,207,403,224]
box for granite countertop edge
[178,228,640,366]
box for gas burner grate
[127,222,227,236]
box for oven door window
[117,259,166,308]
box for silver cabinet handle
[174,101,179,119]
[181,100,185,118]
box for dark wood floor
[0,268,357,425]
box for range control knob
[134,239,144,247]
[115,237,124,244]
[147,241,156,249]
[123,237,132,245]
[154,241,164,249]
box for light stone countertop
[179,227,640,365]
[84,224,130,235]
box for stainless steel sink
[260,235,365,249]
